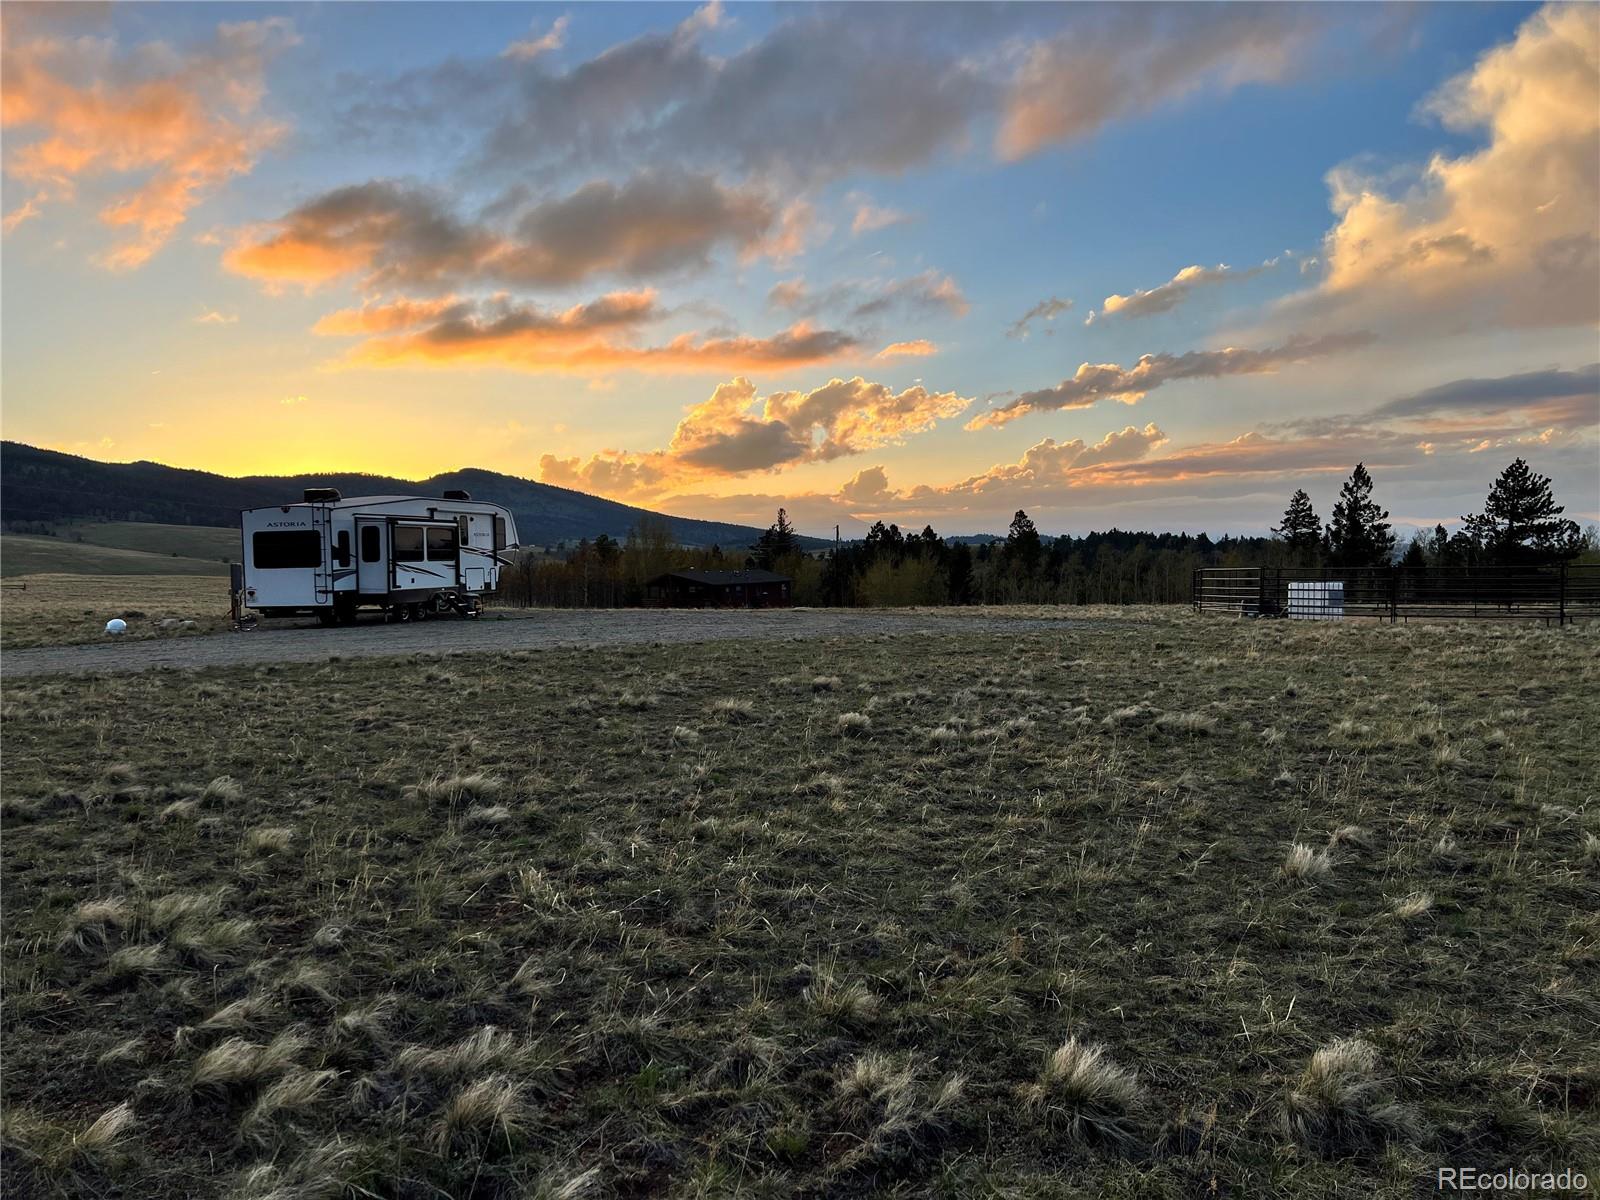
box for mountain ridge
[0,442,824,550]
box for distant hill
[1,442,823,550]
[0,531,230,578]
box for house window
[393,525,425,563]
[360,525,381,563]
[426,525,458,562]
[252,530,321,569]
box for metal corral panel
[1288,580,1344,621]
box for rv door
[356,518,387,595]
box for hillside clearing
[0,533,230,579]
[2,617,1596,1196]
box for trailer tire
[391,604,411,624]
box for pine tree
[751,507,799,569]
[1324,463,1395,569]
[1004,509,1043,575]
[1274,489,1323,564]
[1462,458,1582,565]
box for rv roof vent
[442,489,471,501]
[303,487,341,503]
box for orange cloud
[225,171,800,293]
[314,290,865,376]
[875,339,937,360]
[1,18,294,268]
[503,14,569,61]
[538,374,972,498]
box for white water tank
[1288,580,1344,620]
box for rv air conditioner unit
[302,487,342,503]
[441,489,472,500]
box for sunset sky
[3,1,1596,536]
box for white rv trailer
[239,488,519,624]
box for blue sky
[2,2,1595,536]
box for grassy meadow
[1,616,1597,1197]
[2,523,236,579]
[0,574,230,648]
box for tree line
[1274,457,1589,569]
[494,457,1595,609]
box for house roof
[651,569,791,586]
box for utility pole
[834,524,842,607]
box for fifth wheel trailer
[239,489,519,624]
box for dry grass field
[0,574,231,649]
[2,616,1597,1197]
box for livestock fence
[1193,564,1600,624]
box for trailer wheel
[391,603,411,623]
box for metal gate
[1192,564,1599,624]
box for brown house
[645,569,792,609]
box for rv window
[334,530,351,567]
[393,525,425,563]
[457,515,471,546]
[360,525,381,563]
[426,525,458,562]
[252,530,321,569]
[494,516,507,551]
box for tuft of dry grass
[1282,843,1334,882]
[711,697,755,722]
[803,968,882,1025]
[463,803,514,827]
[242,1068,340,1143]
[396,1026,533,1079]
[1283,1038,1421,1154]
[1391,891,1434,920]
[200,775,244,805]
[107,943,167,979]
[57,897,135,952]
[149,890,224,930]
[189,1030,310,1097]
[836,711,872,736]
[173,917,255,964]
[430,1073,529,1154]
[1022,1037,1142,1145]
[1155,711,1218,735]
[831,1052,967,1176]
[244,826,295,856]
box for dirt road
[0,608,1089,678]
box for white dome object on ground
[105,618,127,635]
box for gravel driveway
[1,608,1088,678]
